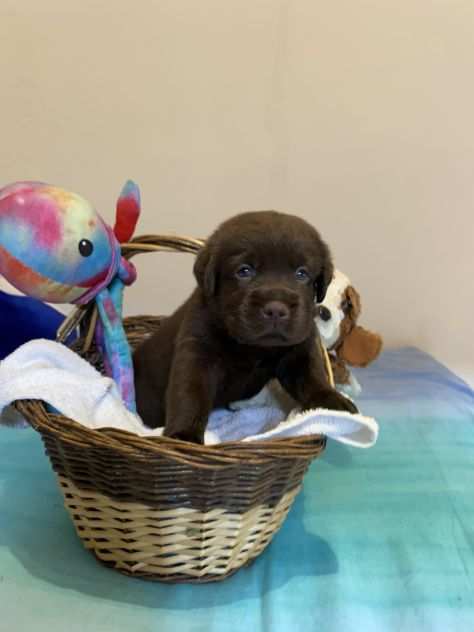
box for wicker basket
[15,235,331,583]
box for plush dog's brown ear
[314,242,334,303]
[344,286,361,321]
[339,326,383,367]
[193,244,218,297]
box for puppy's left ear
[314,242,334,303]
[194,243,218,297]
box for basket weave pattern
[16,235,329,583]
[59,475,301,580]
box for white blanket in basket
[0,339,378,447]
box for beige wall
[1,1,473,376]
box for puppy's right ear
[193,244,218,297]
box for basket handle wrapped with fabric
[60,232,335,392]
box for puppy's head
[194,211,333,346]
[315,270,361,349]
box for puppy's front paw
[314,390,359,415]
[163,426,205,444]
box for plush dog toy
[315,269,382,396]
[0,180,140,410]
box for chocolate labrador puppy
[133,211,357,443]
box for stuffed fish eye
[78,239,94,257]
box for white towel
[0,339,378,448]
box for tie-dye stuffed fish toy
[0,180,140,411]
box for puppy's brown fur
[133,211,357,443]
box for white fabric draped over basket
[0,339,378,448]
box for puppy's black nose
[262,301,290,322]
[318,306,331,322]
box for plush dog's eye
[236,264,256,279]
[295,267,310,282]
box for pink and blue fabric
[0,181,140,411]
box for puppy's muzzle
[249,288,300,334]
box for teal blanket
[1,348,473,631]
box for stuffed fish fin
[95,279,136,411]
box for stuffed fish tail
[114,180,140,244]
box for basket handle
[56,234,204,348]
[58,233,334,386]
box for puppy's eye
[235,264,256,279]
[295,267,310,282]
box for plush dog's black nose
[318,306,331,322]
[262,301,290,322]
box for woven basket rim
[15,232,331,469]
[16,398,326,469]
